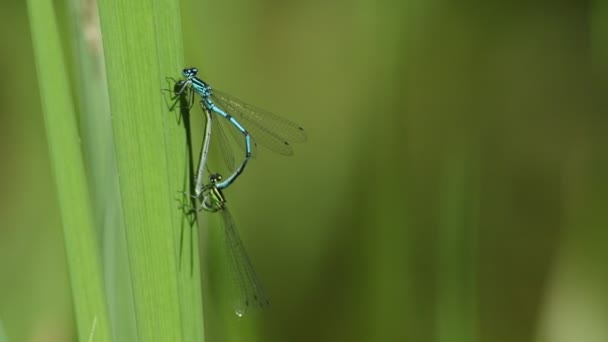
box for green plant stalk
[26,0,111,340]
[96,0,204,340]
[68,0,138,339]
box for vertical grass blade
[96,0,204,340]
[68,0,138,339]
[26,0,111,340]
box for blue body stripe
[228,117,247,132]
[192,77,252,189]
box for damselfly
[170,67,307,190]
[199,172,270,316]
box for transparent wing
[209,111,258,187]
[220,206,269,316]
[211,114,237,172]
[216,110,259,160]
[212,89,306,156]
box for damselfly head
[182,67,198,78]
[209,173,223,184]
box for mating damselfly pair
[167,67,306,317]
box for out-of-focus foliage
[1,0,607,341]
[0,1,73,342]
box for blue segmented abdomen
[206,99,253,189]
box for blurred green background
[2,0,608,341]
